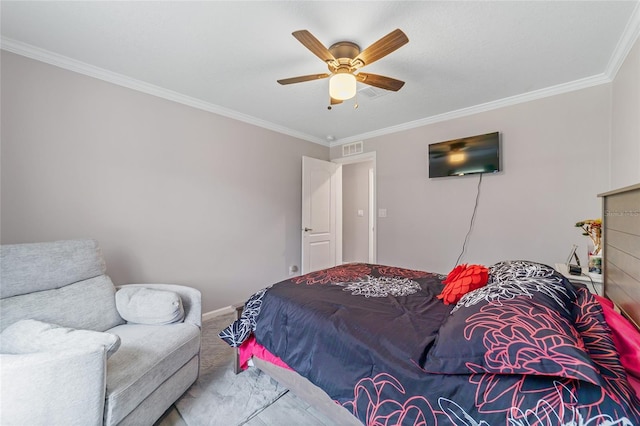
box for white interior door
[302,156,342,274]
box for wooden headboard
[599,183,640,330]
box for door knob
[303,227,313,232]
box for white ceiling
[2,1,639,146]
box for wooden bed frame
[242,183,640,424]
[599,183,640,330]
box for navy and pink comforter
[220,261,640,425]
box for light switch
[357,209,364,217]
[378,208,387,218]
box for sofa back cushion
[1,239,106,299]
[1,274,125,332]
[0,239,124,332]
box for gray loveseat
[0,239,202,425]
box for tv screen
[428,132,500,178]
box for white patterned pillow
[0,319,120,358]
[454,260,575,316]
[489,260,559,283]
[115,287,184,325]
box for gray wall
[2,35,637,312]
[342,160,373,263]
[1,51,329,312]
[333,36,640,277]
[331,85,611,275]
[611,36,640,190]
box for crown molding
[605,1,640,79]
[331,73,611,147]
[0,37,328,147]
[3,10,637,151]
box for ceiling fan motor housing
[328,42,360,60]
[329,42,364,72]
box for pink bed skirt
[238,335,293,371]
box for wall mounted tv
[428,131,501,178]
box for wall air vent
[342,141,363,157]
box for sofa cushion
[104,323,200,425]
[0,275,125,332]
[115,287,184,325]
[0,240,106,299]
[1,319,121,358]
[0,347,107,426]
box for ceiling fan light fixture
[329,72,357,100]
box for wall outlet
[378,208,387,218]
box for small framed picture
[565,244,580,266]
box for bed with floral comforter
[220,261,640,425]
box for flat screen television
[428,131,501,178]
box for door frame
[332,151,377,264]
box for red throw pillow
[437,264,489,305]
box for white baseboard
[202,298,249,322]
[202,306,234,322]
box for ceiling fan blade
[277,73,331,85]
[356,73,405,91]
[292,30,336,63]
[330,97,343,105]
[353,29,408,67]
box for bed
[220,184,640,425]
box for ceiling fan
[277,29,409,106]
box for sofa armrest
[0,347,107,426]
[117,284,202,328]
